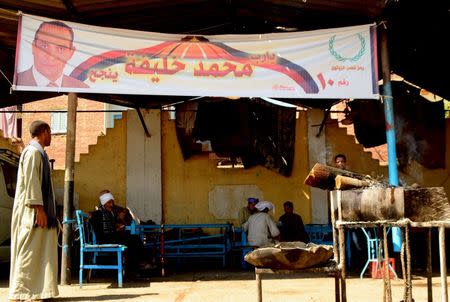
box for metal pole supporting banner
[381,23,399,187]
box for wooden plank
[305,163,380,190]
[335,175,370,190]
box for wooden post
[427,228,433,302]
[439,226,448,302]
[61,93,77,285]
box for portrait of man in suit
[16,21,89,88]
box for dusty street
[0,267,448,302]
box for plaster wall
[307,109,329,224]
[161,110,312,225]
[126,109,162,223]
[52,114,127,211]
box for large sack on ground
[244,242,333,269]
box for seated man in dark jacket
[278,201,310,243]
[90,190,148,276]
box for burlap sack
[244,242,333,269]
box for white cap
[99,192,114,205]
[255,201,274,212]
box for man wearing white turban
[243,201,280,247]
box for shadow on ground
[54,293,158,301]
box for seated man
[278,201,310,243]
[90,190,149,276]
[242,201,280,247]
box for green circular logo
[329,33,366,62]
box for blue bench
[127,222,232,267]
[304,224,333,245]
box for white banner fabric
[13,14,379,99]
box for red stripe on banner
[317,73,326,89]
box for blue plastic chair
[360,227,397,279]
[75,210,127,287]
[240,230,254,268]
[231,227,253,269]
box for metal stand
[255,264,341,302]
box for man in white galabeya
[9,120,59,302]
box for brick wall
[22,96,105,170]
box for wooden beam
[61,92,77,285]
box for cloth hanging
[175,98,297,176]
[0,105,17,138]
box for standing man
[333,153,364,270]
[278,201,309,242]
[16,20,89,88]
[238,197,259,225]
[243,201,280,247]
[9,121,59,302]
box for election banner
[13,14,379,99]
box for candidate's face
[32,24,75,82]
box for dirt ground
[0,267,448,302]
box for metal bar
[164,253,227,256]
[383,226,392,302]
[61,92,77,285]
[427,228,433,302]
[136,107,151,138]
[7,110,125,113]
[405,225,412,302]
[255,265,339,275]
[164,244,226,249]
[161,234,225,244]
[381,22,399,186]
[401,227,407,302]
[329,192,341,302]
[316,108,330,137]
[439,226,448,302]
[256,270,262,302]
[330,191,339,262]
[338,226,347,302]
[162,224,232,228]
